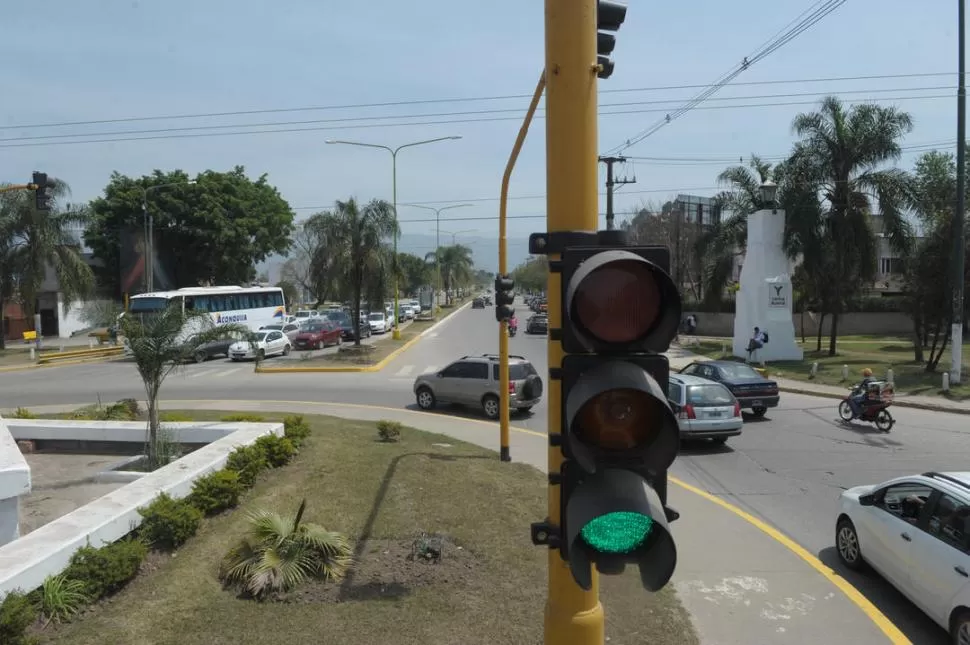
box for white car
[228,330,290,361]
[368,312,388,334]
[836,471,970,642]
[259,322,301,341]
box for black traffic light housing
[32,171,52,211]
[597,1,628,79]
[494,274,515,322]
[560,245,682,355]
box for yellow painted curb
[38,347,124,363]
[256,301,470,374]
[0,353,125,373]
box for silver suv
[413,354,543,419]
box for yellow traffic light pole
[499,71,546,461]
[544,0,604,643]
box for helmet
[862,368,873,377]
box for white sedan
[228,330,290,361]
[836,471,970,643]
[259,322,301,342]
[368,312,389,334]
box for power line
[608,0,847,154]
[0,70,959,132]
[0,93,952,150]
[0,85,950,145]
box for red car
[293,321,342,350]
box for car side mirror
[436,372,444,378]
[859,494,875,507]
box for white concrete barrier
[0,417,31,547]
[0,419,283,600]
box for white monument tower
[732,181,803,362]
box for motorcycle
[508,324,517,337]
[838,380,895,432]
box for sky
[0,0,962,273]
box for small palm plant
[219,498,353,600]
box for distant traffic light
[597,1,628,79]
[495,274,515,322]
[550,239,683,591]
[32,172,52,211]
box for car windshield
[305,324,326,332]
[252,332,267,342]
[369,313,384,321]
[262,324,282,331]
[687,384,735,406]
[716,363,763,379]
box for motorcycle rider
[848,367,877,418]
[508,312,518,335]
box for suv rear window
[492,363,538,380]
[687,384,735,406]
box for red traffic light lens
[574,387,662,451]
[572,258,660,344]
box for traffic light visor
[564,360,679,474]
[566,249,680,352]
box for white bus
[125,285,286,334]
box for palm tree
[432,244,473,305]
[220,498,353,600]
[0,178,95,331]
[119,306,252,468]
[788,96,914,355]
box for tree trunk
[800,304,806,344]
[145,385,160,468]
[0,295,6,351]
[911,310,925,363]
[926,316,951,372]
[816,313,826,352]
[828,311,840,357]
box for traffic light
[597,1,628,79]
[32,172,52,211]
[495,274,514,322]
[533,237,683,592]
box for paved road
[0,297,961,643]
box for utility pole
[598,155,635,230]
[953,0,966,385]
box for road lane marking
[395,365,414,377]
[206,368,243,379]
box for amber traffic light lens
[572,259,660,344]
[573,388,662,450]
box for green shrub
[64,538,147,599]
[283,414,311,447]
[221,413,265,422]
[376,420,403,442]
[188,470,243,515]
[10,407,36,419]
[137,493,203,550]
[0,590,38,645]
[116,398,141,418]
[225,444,269,488]
[159,411,194,422]
[254,434,296,468]
[40,574,89,625]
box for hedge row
[683,296,906,314]
[0,414,312,644]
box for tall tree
[788,96,914,355]
[429,244,474,305]
[395,252,432,296]
[313,198,397,345]
[85,167,294,297]
[0,177,95,337]
[511,256,548,293]
[623,200,703,301]
[281,213,332,305]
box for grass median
[686,337,970,401]
[36,411,698,645]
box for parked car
[368,312,389,334]
[413,354,544,419]
[667,374,742,444]
[183,334,237,363]
[228,330,290,361]
[259,322,301,342]
[334,314,371,341]
[293,321,342,350]
[678,360,779,417]
[472,297,485,309]
[526,314,548,335]
[835,471,970,642]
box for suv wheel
[416,387,436,410]
[482,394,500,420]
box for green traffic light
[580,511,653,553]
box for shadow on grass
[336,450,493,603]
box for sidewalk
[666,345,970,416]
[11,398,903,644]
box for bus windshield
[128,297,173,314]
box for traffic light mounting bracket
[527,228,627,259]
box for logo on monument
[769,284,787,308]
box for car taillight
[733,401,741,417]
[678,404,696,420]
[508,381,516,394]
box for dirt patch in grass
[37,411,699,645]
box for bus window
[128,297,170,314]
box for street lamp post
[141,180,196,292]
[401,203,473,316]
[325,136,462,339]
